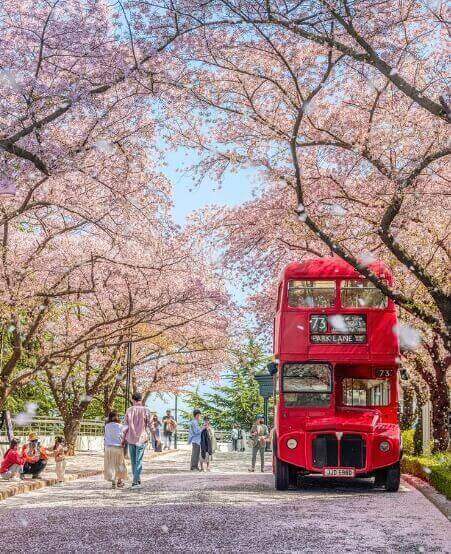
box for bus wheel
[385,463,401,492]
[374,469,386,488]
[289,466,298,488]
[275,456,290,491]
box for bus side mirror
[267,362,278,376]
[400,368,409,381]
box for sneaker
[131,483,141,489]
[248,468,255,472]
[112,481,117,489]
[117,480,125,489]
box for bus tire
[275,456,290,491]
[289,466,298,488]
[374,469,386,488]
[385,462,400,492]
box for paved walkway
[0,450,104,500]
[0,450,449,553]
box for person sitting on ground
[200,417,215,472]
[0,439,24,480]
[162,409,177,450]
[21,433,48,479]
[104,410,127,489]
[53,436,67,483]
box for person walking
[162,410,177,450]
[104,411,127,489]
[238,425,245,452]
[150,414,162,452]
[188,409,204,471]
[249,415,269,473]
[231,423,239,452]
[21,433,48,479]
[122,392,151,488]
[200,417,215,471]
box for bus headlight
[287,438,298,450]
[379,441,390,452]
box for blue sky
[164,148,255,224]
[147,148,255,417]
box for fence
[1,416,232,444]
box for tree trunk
[430,374,449,453]
[102,380,122,418]
[411,381,426,456]
[63,418,82,455]
[400,382,416,430]
[0,383,9,412]
[413,405,423,456]
[428,343,450,453]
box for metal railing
[3,416,233,443]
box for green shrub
[401,429,415,456]
[401,453,451,500]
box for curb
[0,448,177,501]
[0,469,102,501]
[402,473,450,520]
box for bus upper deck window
[288,280,336,308]
[341,279,388,308]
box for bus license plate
[323,468,355,478]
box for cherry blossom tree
[136,2,450,448]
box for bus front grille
[340,434,366,469]
[312,434,338,468]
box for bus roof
[281,257,393,281]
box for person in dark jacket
[200,417,214,471]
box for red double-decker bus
[269,257,402,491]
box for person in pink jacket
[0,439,24,480]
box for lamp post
[174,394,178,449]
[124,341,132,413]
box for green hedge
[401,453,451,500]
[401,429,415,456]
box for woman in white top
[104,410,127,488]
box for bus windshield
[342,378,390,406]
[283,363,332,407]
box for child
[104,410,127,488]
[200,417,215,472]
[53,436,67,482]
[0,439,24,480]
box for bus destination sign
[310,314,367,344]
[311,333,366,344]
